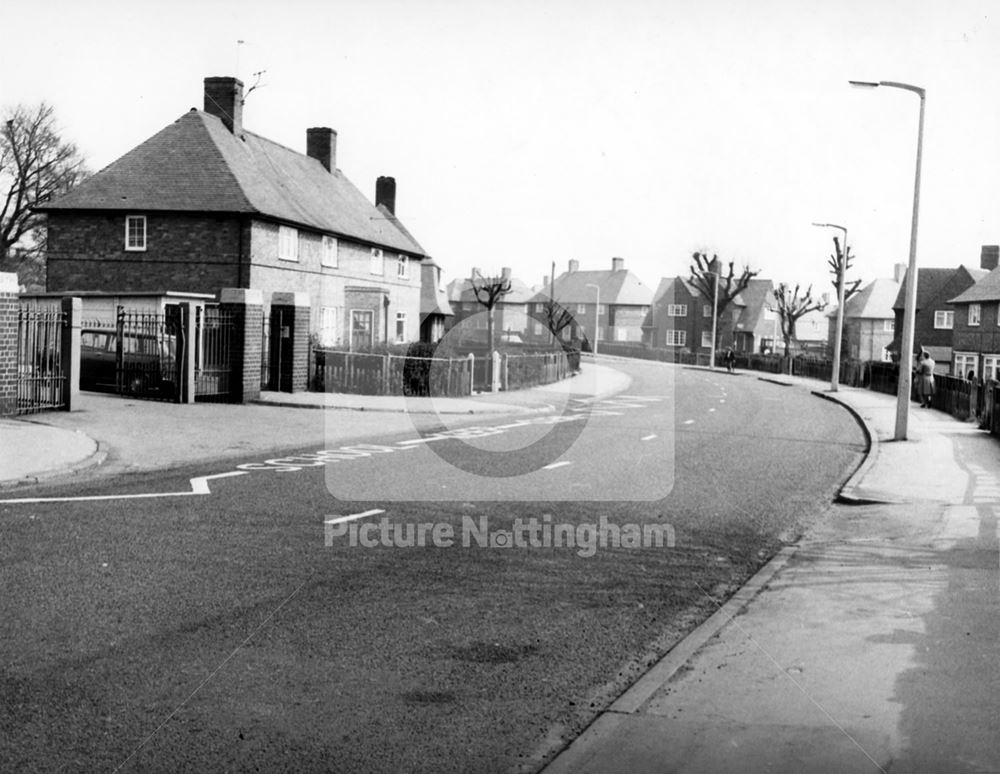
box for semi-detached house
[37,76,432,350]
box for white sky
[4,0,1000,297]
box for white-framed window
[703,304,713,318]
[278,225,299,261]
[969,303,981,326]
[934,310,954,329]
[954,352,977,379]
[319,306,340,347]
[883,319,895,332]
[984,354,1000,381]
[321,236,338,268]
[665,329,686,346]
[576,304,587,314]
[667,304,687,317]
[395,312,407,342]
[125,215,146,251]
[397,254,409,279]
[701,331,714,348]
[597,304,607,316]
[533,322,543,335]
[370,248,384,275]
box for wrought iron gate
[16,304,66,414]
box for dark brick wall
[0,289,16,416]
[46,212,244,295]
[221,300,263,403]
[953,301,1000,355]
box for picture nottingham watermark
[324,514,676,558]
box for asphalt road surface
[0,361,866,773]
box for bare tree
[539,297,574,342]
[771,283,828,368]
[828,236,861,303]
[1,102,89,288]
[688,252,759,349]
[469,271,512,351]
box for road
[0,361,866,773]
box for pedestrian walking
[915,350,936,408]
[724,347,736,373]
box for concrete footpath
[542,373,999,774]
[0,361,630,486]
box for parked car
[80,328,178,396]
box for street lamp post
[850,80,925,441]
[812,222,848,392]
[585,283,601,356]
[705,261,720,370]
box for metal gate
[16,304,66,414]
[115,307,182,401]
[194,306,235,402]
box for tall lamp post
[850,79,925,441]
[706,260,720,370]
[586,283,601,356]
[812,222,848,392]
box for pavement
[542,370,1000,774]
[2,361,997,772]
[0,360,630,486]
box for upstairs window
[883,319,895,332]
[667,304,687,317]
[370,248,384,275]
[125,215,146,251]
[397,254,409,279]
[703,304,713,318]
[969,303,981,326]
[278,226,299,262]
[933,310,954,329]
[321,236,338,268]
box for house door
[351,310,374,351]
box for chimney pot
[203,76,244,134]
[568,259,579,273]
[501,267,512,280]
[307,127,337,172]
[981,245,999,271]
[612,257,625,272]
[894,263,906,283]
[375,176,396,214]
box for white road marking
[324,509,385,526]
[641,434,657,441]
[0,471,248,505]
[709,408,716,413]
[683,420,695,425]
[543,461,572,470]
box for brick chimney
[307,127,337,172]
[204,76,243,134]
[501,267,512,280]
[568,259,579,273]
[981,245,999,271]
[612,257,624,272]
[375,176,396,214]
[893,263,906,283]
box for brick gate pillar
[270,292,310,393]
[0,273,18,416]
[220,288,263,403]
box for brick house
[643,276,780,354]
[531,258,652,345]
[888,250,991,374]
[419,258,453,343]
[947,248,1000,380]
[826,268,902,362]
[445,267,535,342]
[37,76,432,351]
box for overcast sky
[5,0,1000,297]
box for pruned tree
[469,270,512,351]
[689,252,759,350]
[540,297,574,342]
[771,282,828,369]
[828,236,861,303]
[1,102,89,289]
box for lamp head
[849,80,880,88]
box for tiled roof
[734,278,774,331]
[828,277,900,319]
[890,267,986,310]
[531,269,653,306]
[38,110,425,256]
[447,274,537,305]
[420,259,453,317]
[949,264,1000,304]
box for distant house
[36,75,433,351]
[887,249,992,373]
[445,267,536,342]
[827,267,903,362]
[947,247,1000,380]
[534,258,652,345]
